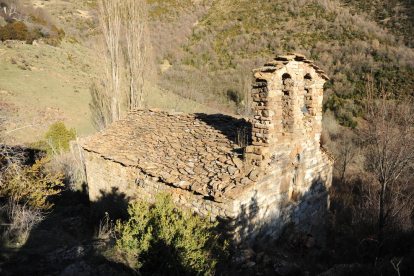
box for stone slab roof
[254,52,330,80]
[82,109,261,200]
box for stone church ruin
[81,53,333,244]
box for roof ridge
[257,53,330,80]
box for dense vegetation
[342,0,414,46]
[0,0,65,45]
[148,0,414,123]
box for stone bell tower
[245,53,330,202]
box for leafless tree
[336,130,358,184]
[97,0,124,123]
[0,0,19,23]
[237,67,253,117]
[362,93,414,248]
[94,0,151,127]
[123,0,151,109]
[89,81,112,131]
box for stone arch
[303,73,315,117]
[282,73,294,91]
[282,73,294,133]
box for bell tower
[245,53,329,178]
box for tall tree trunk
[124,0,150,110]
[378,179,386,255]
[98,0,123,122]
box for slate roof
[254,52,330,80]
[82,109,260,200]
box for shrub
[46,152,86,191]
[8,21,30,41]
[115,193,227,275]
[0,25,11,41]
[0,200,44,242]
[45,122,76,155]
[1,158,63,210]
[0,146,63,243]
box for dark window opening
[282,73,293,89]
[282,73,292,80]
[291,166,299,201]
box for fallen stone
[262,255,272,267]
[249,169,260,181]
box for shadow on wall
[90,186,131,222]
[0,187,134,276]
[218,176,329,247]
[194,113,253,150]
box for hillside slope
[1,0,413,143]
[153,0,414,124]
[0,0,218,144]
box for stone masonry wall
[84,145,332,245]
[83,150,240,237]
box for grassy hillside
[0,40,97,143]
[1,0,413,143]
[0,0,219,144]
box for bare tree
[336,130,358,184]
[97,0,124,123]
[123,0,151,109]
[238,67,253,117]
[94,0,151,128]
[362,93,414,248]
[89,81,112,131]
[0,0,19,23]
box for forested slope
[149,0,414,125]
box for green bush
[1,158,63,210]
[0,25,11,41]
[8,21,30,41]
[0,21,33,42]
[45,122,76,155]
[115,193,227,275]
